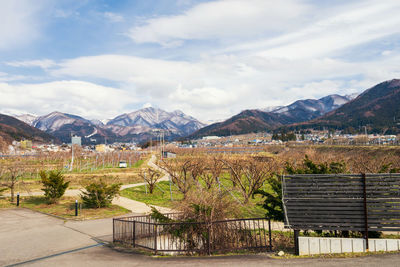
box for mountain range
[15,107,206,144]
[0,114,55,144]
[190,94,356,138]
[287,79,400,134]
[4,79,400,145]
[263,94,356,121]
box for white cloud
[6,59,56,69]
[169,85,238,109]
[382,50,392,56]
[0,0,46,50]
[103,12,124,23]
[253,1,400,60]
[3,0,400,123]
[0,72,33,82]
[45,46,400,121]
[128,0,310,47]
[0,81,136,119]
[142,102,152,108]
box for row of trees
[0,151,145,176]
[157,155,278,204]
[154,152,400,222]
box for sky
[1,0,400,123]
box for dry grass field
[0,151,150,193]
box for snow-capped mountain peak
[33,111,90,132]
[259,94,354,122]
[15,114,37,126]
[107,107,206,136]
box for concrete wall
[299,237,400,255]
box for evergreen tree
[40,171,69,204]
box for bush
[150,189,240,254]
[81,179,121,208]
[255,176,284,221]
[285,155,346,174]
[40,170,69,204]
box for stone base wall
[298,237,400,255]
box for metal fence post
[268,219,272,251]
[112,219,115,243]
[294,229,299,256]
[154,224,157,255]
[133,221,136,247]
[362,173,369,251]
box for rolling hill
[190,94,354,138]
[189,109,296,138]
[0,113,55,144]
[289,79,400,134]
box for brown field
[0,151,150,193]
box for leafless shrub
[223,156,275,203]
[139,167,163,194]
[159,157,196,199]
[0,161,24,202]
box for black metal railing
[113,214,273,254]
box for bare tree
[159,157,194,199]
[140,168,163,194]
[0,161,24,202]
[0,136,8,153]
[197,156,224,190]
[223,157,274,203]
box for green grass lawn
[0,197,16,208]
[120,181,184,208]
[17,196,130,220]
[133,159,145,168]
[120,178,268,218]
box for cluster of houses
[3,130,399,156]
[172,131,399,148]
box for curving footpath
[111,154,172,214]
[7,154,172,214]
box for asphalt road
[2,209,400,267]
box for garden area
[2,144,400,255]
[0,152,144,219]
[0,151,148,192]
[115,145,400,255]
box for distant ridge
[190,93,355,138]
[0,113,55,144]
[107,107,205,136]
[14,108,205,144]
[288,79,400,134]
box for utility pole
[363,126,368,145]
[161,131,163,159]
[69,133,74,171]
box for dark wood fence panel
[283,173,400,231]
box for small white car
[119,161,127,168]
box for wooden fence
[283,173,400,232]
[282,173,400,254]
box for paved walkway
[2,209,400,267]
[111,154,172,214]
[9,154,173,214]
